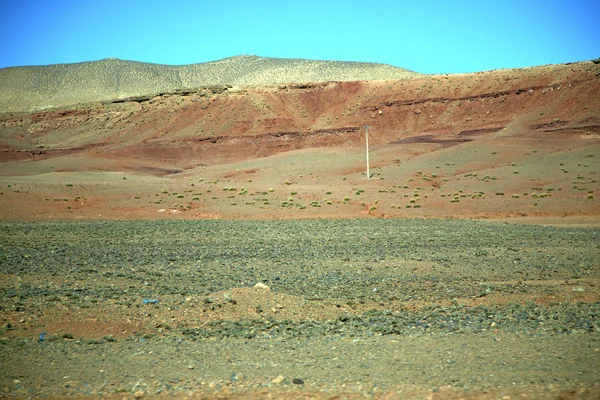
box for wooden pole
[365,125,370,179]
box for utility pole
[365,125,370,179]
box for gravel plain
[1,219,599,398]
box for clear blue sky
[1,0,599,74]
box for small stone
[271,375,285,384]
[572,287,585,292]
[494,336,502,342]
[187,364,195,370]
[208,381,217,388]
[231,372,245,382]
[292,378,304,385]
[254,282,270,290]
[133,390,145,398]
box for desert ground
[0,59,599,399]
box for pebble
[133,390,145,398]
[292,378,304,385]
[187,364,195,370]
[271,375,285,384]
[254,282,270,290]
[231,372,246,382]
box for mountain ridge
[0,55,420,112]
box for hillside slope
[1,60,597,165]
[0,59,598,222]
[0,55,419,112]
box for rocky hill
[0,55,419,112]
[0,58,598,222]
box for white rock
[254,282,270,290]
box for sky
[0,0,599,74]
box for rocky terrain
[1,219,599,399]
[0,56,599,398]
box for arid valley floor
[0,58,599,399]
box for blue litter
[38,332,47,342]
[142,299,159,304]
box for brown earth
[1,61,600,399]
[0,60,598,225]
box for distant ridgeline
[0,55,419,112]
